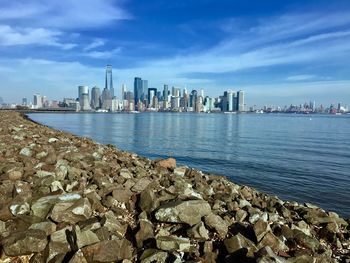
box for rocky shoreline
[0,111,349,262]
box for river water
[29,112,350,218]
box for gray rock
[258,231,288,253]
[3,229,48,256]
[224,233,257,257]
[254,219,271,242]
[76,227,100,249]
[204,213,228,239]
[51,198,92,224]
[135,218,154,247]
[140,249,168,263]
[155,200,211,226]
[156,236,192,252]
[187,221,209,240]
[19,147,32,157]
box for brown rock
[82,239,133,262]
[156,158,176,169]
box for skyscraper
[237,90,245,112]
[227,90,234,112]
[78,86,90,110]
[33,94,43,109]
[134,77,143,109]
[105,65,114,97]
[121,84,127,100]
[148,88,157,107]
[142,80,148,101]
[101,88,112,110]
[163,85,169,102]
[91,86,101,109]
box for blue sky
[0,0,350,106]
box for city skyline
[0,0,350,105]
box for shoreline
[0,111,349,262]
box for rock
[8,170,22,181]
[50,198,92,224]
[174,166,187,176]
[256,246,287,263]
[224,233,257,257]
[10,202,30,216]
[76,227,100,249]
[155,200,211,226]
[236,209,248,222]
[69,250,88,263]
[131,177,152,193]
[258,231,288,253]
[204,213,228,239]
[48,227,73,261]
[82,239,133,262]
[48,137,59,143]
[294,230,320,252]
[254,219,271,242]
[101,211,128,238]
[156,236,192,252]
[29,221,57,235]
[140,249,168,263]
[2,229,48,256]
[187,221,209,240]
[135,218,154,247]
[19,147,32,157]
[156,158,176,169]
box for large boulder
[155,200,211,226]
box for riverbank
[0,111,349,262]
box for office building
[91,86,101,109]
[237,90,245,112]
[105,65,114,97]
[101,88,112,110]
[134,77,143,109]
[148,88,157,107]
[78,86,90,111]
[121,84,127,100]
[33,94,43,109]
[22,98,28,106]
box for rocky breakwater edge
[0,111,349,263]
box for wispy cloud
[84,39,106,51]
[83,47,122,59]
[0,25,76,49]
[0,0,130,29]
[286,75,316,81]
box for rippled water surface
[29,113,350,218]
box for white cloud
[0,0,130,29]
[0,25,76,49]
[84,39,106,51]
[83,47,122,59]
[286,75,316,81]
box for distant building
[101,88,112,110]
[134,77,143,108]
[237,90,245,112]
[78,86,90,111]
[91,86,101,109]
[105,65,114,97]
[148,88,157,107]
[22,98,28,106]
[33,94,43,109]
[121,84,127,100]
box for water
[29,112,350,218]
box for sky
[0,0,350,107]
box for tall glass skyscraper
[105,65,114,98]
[134,77,143,108]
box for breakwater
[0,111,349,262]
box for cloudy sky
[0,0,350,106]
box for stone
[236,209,248,222]
[204,213,228,239]
[224,233,257,257]
[48,137,59,143]
[10,202,30,216]
[8,170,22,181]
[2,229,48,256]
[69,250,88,263]
[50,198,92,224]
[174,166,187,176]
[254,219,271,242]
[29,221,57,235]
[156,158,176,169]
[82,239,133,262]
[135,218,154,247]
[155,200,211,226]
[294,231,320,252]
[140,249,168,263]
[19,147,32,157]
[131,177,152,193]
[156,236,192,252]
[76,227,100,249]
[256,246,287,263]
[101,211,128,238]
[258,231,288,253]
[48,227,73,262]
[187,221,209,240]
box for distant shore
[0,111,349,262]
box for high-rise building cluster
[74,65,246,113]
